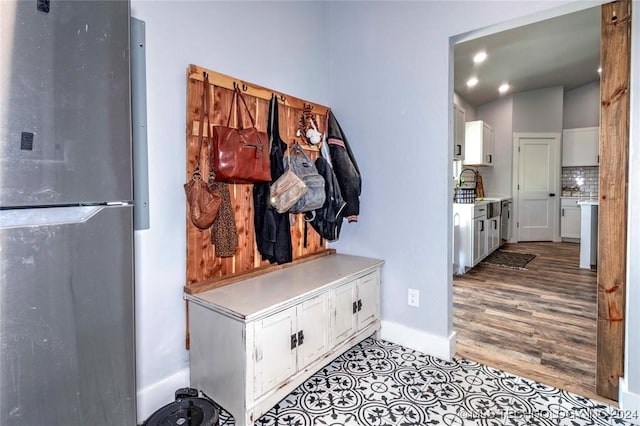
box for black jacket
[305,157,346,241]
[326,111,361,222]
[253,95,292,264]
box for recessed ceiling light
[498,83,510,94]
[473,51,487,64]
[467,77,478,88]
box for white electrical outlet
[407,288,420,307]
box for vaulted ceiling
[454,6,601,107]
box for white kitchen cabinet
[454,203,486,269]
[472,213,488,265]
[487,216,501,254]
[562,127,599,166]
[453,103,466,160]
[454,201,506,272]
[463,120,495,166]
[186,254,383,426]
[561,197,581,239]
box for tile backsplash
[562,166,599,196]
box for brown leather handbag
[211,86,271,183]
[184,74,221,229]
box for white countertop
[453,196,512,207]
[185,254,384,321]
[578,200,599,206]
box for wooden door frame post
[597,0,631,401]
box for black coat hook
[202,71,208,79]
[280,95,286,103]
[242,83,248,92]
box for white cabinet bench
[185,254,383,426]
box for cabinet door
[453,104,466,160]
[561,206,581,239]
[357,272,380,330]
[463,121,494,166]
[562,127,599,166]
[332,282,357,346]
[297,293,330,369]
[488,217,500,253]
[254,307,297,398]
[463,121,482,165]
[483,123,495,165]
[473,216,487,265]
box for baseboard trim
[619,378,640,419]
[136,368,190,423]
[380,320,457,361]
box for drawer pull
[291,333,297,350]
[297,330,304,346]
[357,299,363,312]
[353,301,358,314]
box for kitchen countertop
[454,196,511,206]
[562,195,599,204]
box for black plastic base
[142,388,219,426]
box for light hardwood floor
[452,242,611,403]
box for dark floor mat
[480,250,536,269]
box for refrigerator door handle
[0,206,105,230]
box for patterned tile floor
[217,338,638,426]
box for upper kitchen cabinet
[463,120,495,167]
[453,103,466,160]
[562,127,599,166]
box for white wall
[472,81,599,212]
[129,1,329,421]
[454,92,477,122]
[563,81,600,129]
[513,86,565,133]
[325,0,640,411]
[477,96,514,197]
[128,0,640,420]
[324,0,599,358]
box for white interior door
[514,133,560,242]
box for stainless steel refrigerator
[0,1,136,424]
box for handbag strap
[193,74,210,180]
[290,141,313,163]
[268,94,277,152]
[226,86,257,129]
[204,77,214,182]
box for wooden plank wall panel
[185,65,332,293]
[597,0,631,401]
